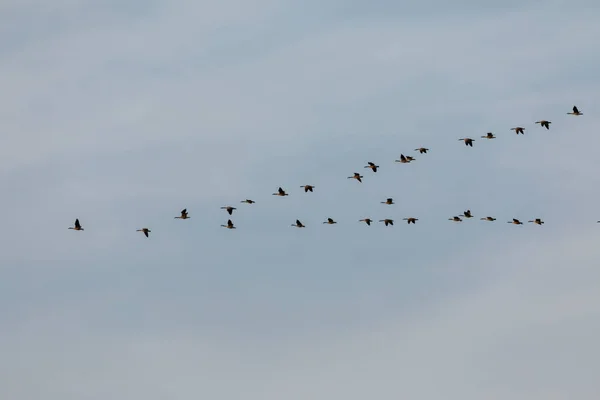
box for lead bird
[68,218,84,231]
[459,138,475,147]
[221,206,236,215]
[364,162,379,172]
[273,187,289,196]
[347,172,363,183]
[174,209,189,219]
[136,228,151,237]
[221,219,236,229]
[535,120,551,130]
[567,105,583,116]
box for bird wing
[75,219,81,228]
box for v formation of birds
[68,106,589,237]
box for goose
[480,216,496,221]
[403,217,418,224]
[273,187,289,196]
[364,162,379,172]
[528,218,544,225]
[449,216,463,222]
[507,218,523,225]
[359,218,372,226]
[221,206,236,215]
[414,147,429,154]
[301,185,315,193]
[291,219,305,228]
[240,199,255,204]
[381,198,394,205]
[174,209,189,219]
[535,120,551,130]
[481,132,496,139]
[221,219,236,229]
[347,172,363,183]
[323,218,337,225]
[68,218,84,231]
[136,228,151,237]
[379,219,394,226]
[395,154,411,163]
[567,105,583,116]
[459,138,474,147]
[511,127,525,135]
[461,210,473,218]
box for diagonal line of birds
[67,106,592,238]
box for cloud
[2,1,600,398]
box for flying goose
[273,187,289,196]
[136,228,151,237]
[221,206,236,215]
[301,185,315,193]
[348,173,363,183]
[291,219,305,228]
[359,218,373,226]
[528,218,544,225]
[240,199,255,204]
[459,138,474,147]
[379,219,394,226]
[395,154,411,163]
[481,132,496,139]
[449,216,463,222]
[480,216,496,221]
[381,198,394,205]
[174,209,189,219]
[508,218,523,225]
[414,147,429,154]
[535,120,551,130]
[323,218,337,225]
[221,219,236,229]
[68,218,84,231]
[364,162,379,172]
[403,217,418,224]
[461,210,473,218]
[567,105,583,116]
[511,127,525,135]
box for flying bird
[174,209,189,219]
[535,120,551,130]
[136,228,151,237]
[379,219,394,226]
[480,216,496,221]
[221,206,236,215]
[323,218,337,225]
[507,218,523,225]
[528,218,544,225]
[240,199,255,204]
[395,154,411,163]
[481,132,496,139]
[68,218,84,231]
[567,105,583,116]
[348,172,363,183]
[459,138,474,147]
[403,217,418,224]
[381,198,394,205]
[511,127,525,135]
[221,219,236,229]
[449,216,463,222]
[291,219,305,228]
[301,185,315,193]
[414,147,429,154]
[273,187,289,196]
[461,210,473,218]
[359,218,373,226]
[364,162,379,172]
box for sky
[2,0,600,398]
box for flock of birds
[67,106,590,237]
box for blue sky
[2,0,600,398]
